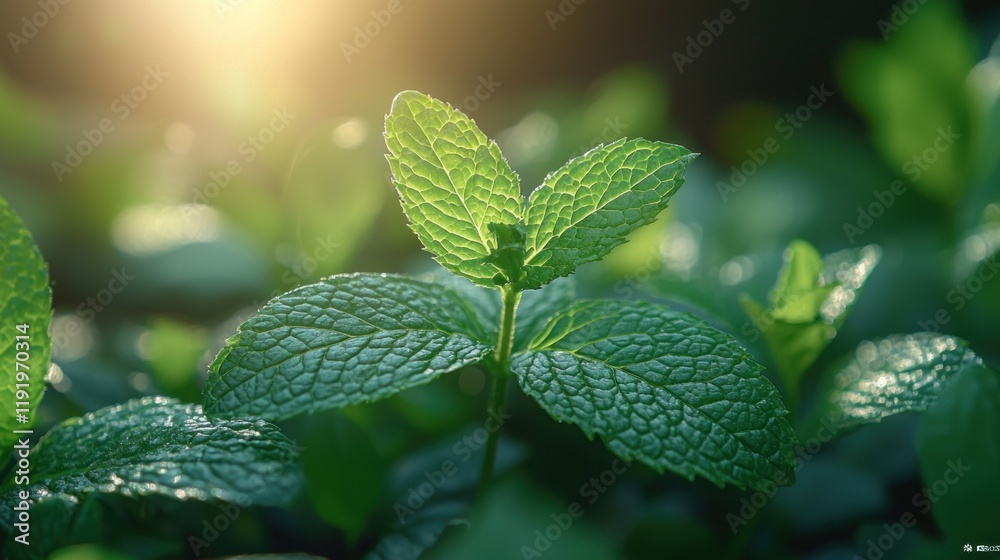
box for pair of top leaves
[386,90,696,291]
[204,91,799,491]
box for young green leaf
[741,241,881,395]
[521,139,696,289]
[810,333,983,433]
[918,365,1000,544]
[481,222,527,287]
[768,240,836,323]
[204,274,493,421]
[385,90,523,287]
[0,196,51,455]
[0,396,302,530]
[511,300,797,490]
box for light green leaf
[512,300,796,490]
[740,297,833,393]
[521,139,696,289]
[769,240,835,323]
[812,333,983,432]
[146,316,206,395]
[0,397,302,530]
[918,365,1000,544]
[204,274,493,421]
[0,196,51,455]
[741,242,881,393]
[385,90,523,286]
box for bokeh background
[1,1,999,558]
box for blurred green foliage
[0,1,998,557]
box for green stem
[477,285,521,502]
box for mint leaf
[768,240,836,323]
[0,196,51,454]
[918,366,1000,544]
[204,274,493,420]
[811,333,982,432]
[741,241,881,394]
[521,140,696,289]
[512,300,796,490]
[385,91,523,286]
[0,397,302,529]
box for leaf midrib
[396,103,494,253]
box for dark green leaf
[512,300,797,490]
[0,397,302,530]
[204,274,493,420]
[513,277,576,352]
[918,365,1000,544]
[812,333,982,432]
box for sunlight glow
[112,204,221,255]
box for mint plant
[204,91,799,491]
